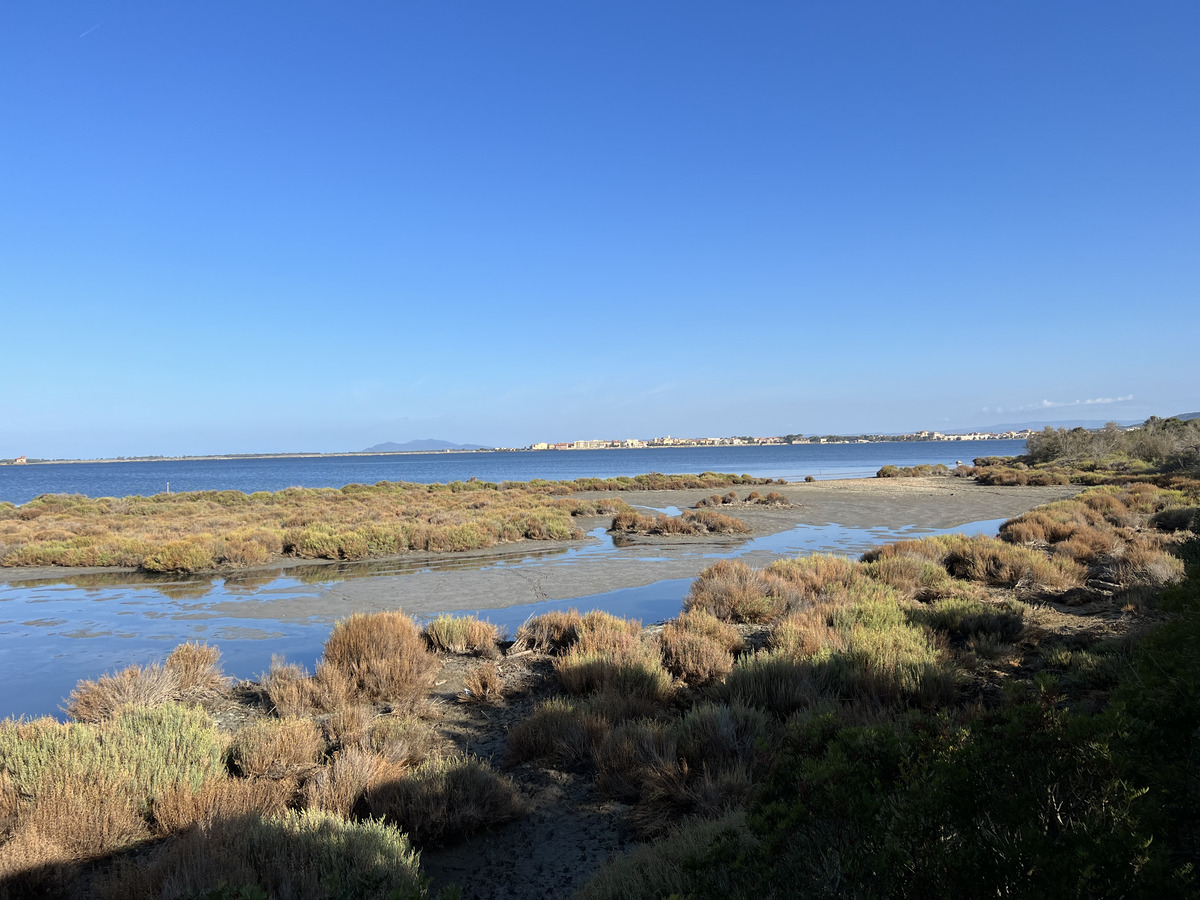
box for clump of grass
[363,753,525,844]
[367,714,443,767]
[503,697,609,768]
[64,663,180,723]
[1107,544,1186,588]
[109,808,426,900]
[877,464,952,478]
[908,596,1027,643]
[610,510,751,536]
[765,553,858,597]
[304,745,394,817]
[260,657,316,717]
[228,717,324,779]
[943,535,1087,591]
[164,641,230,700]
[151,774,294,835]
[514,608,584,653]
[554,617,674,703]
[324,704,373,749]
[770,609,842,658]
[461,661,503,703]
[322,610,442,706]
[424,614,501,656]
[685,559,788,624]
[659,610,744,684]
[595,719,680,803]
[861,555,957,600]
[718,650,822,717]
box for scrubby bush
[117,809,427,899]
[685,559,787,623]
[423,615,500,655]
[0,704,225,876]
[64,663,180,723]
[322,610,441,706]
[164,641,230,700]
[363,754,525,844]
[228,717,323,779]
[461,661,503,703]
[555,623,674,703]
[515,608,584,653]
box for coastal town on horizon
[2,428,1040,466]
[527,428,1037,452]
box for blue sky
[1,2,1196,457]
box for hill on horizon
[363,439,488,453]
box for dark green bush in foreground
[582,534,1200,899]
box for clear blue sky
[2,2,1196,457]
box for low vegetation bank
[0,472,778,574]
[3,481,1198,897]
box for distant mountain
[1174,412,1200,421]
[363,439,487,453]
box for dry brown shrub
[322,610,441,706]
[4,773,149,869]
[503,698,608,768]
[229,717,324,779]
[1052,531,1120,564]
[684,559,784,624]
[632,759,755,839]
[1110,545,1186,587]
[152,775,293,834]
[367,715,443,767]
[595,719,679,803]
[682,509,752,534]
[766,553,858,596]
[304,746,397,817]
[165,641,230,700]
[771,610,844,658]
[1082,490,1133,523]
[260,657,316,717]
[580,609,642,636]
[424,615,501,655]
[943,535,1087,591]
[555,623,675,702]
[325,704,373,748]
[861,555,956,600]
[65,663,180,723]
[659,630,733,684]
[666,609,745,653]
[363,754,525,844]
[0,822,73,895]
[514,608,583,653]
[461,661,503,703]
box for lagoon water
[0,440,1026,718]
[0,440,1024,505]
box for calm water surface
[0,441,1024,505]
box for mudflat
[235,478,1082,623]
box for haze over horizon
[2,3,1196,460]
